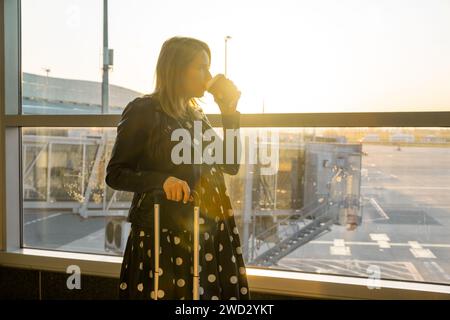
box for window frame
[1,0,450,299]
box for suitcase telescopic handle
[150,187,202,300]
[152,189,163,300]
[190,189,201,300]
[190,190,201,205]
[151,189,165,203]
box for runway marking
[363,186,450,190]
[408,241,422,249]
[410,248,436,259]
[377,241,391,249]
[329,247,351,256]
[330,239,351,256]
[422,243,450,248]
[369,198,390,220]
[312,260,367,276]
[310,240,450,248]
[24,213,63,226]
[362,200,450,210]
[370,233,390,241]
[280,258,424,282]
[370,234,392,248]
[315,241,379,246]
[408,241,436,259]
[58,228,106,252]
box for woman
[105,36,250,300]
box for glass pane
[23,126,450,285]
[237,127,450,286]
[22,0,450,114]
[22,127,130,255]
[21,0,114,115]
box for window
[21,0,450,115]
[21,126,450,286]
[1,0,449,298]
[21,0,104,114]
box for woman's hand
[211,76,241,115]
[219,90,241,115]
[162,176,192,203]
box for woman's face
[181,50,212,99]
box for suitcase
[151,188,201,300]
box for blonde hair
[149,36,211,121]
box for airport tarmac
[23,144,450,285]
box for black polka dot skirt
[118,213,251,300]
[119,113,250,299]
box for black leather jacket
[105,95,241,229]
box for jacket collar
[151,97,213,130]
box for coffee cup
[206,74,241,110]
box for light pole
[42,67,51,107]
[102,0,112,115]
[224,35,232,77]
[102,0,113,216]
[42,68,51,78]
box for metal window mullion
[1,0,21,252]
[4,112,450,128]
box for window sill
[1,249,449,299]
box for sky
[21,0,450,114]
